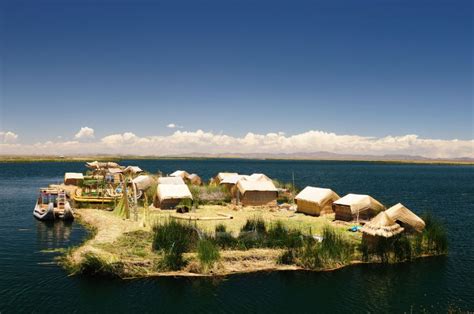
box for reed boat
[33,188,75,221]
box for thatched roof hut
[132,175,155,191]
[187,173,202,185]
[123,166,143,175]
[64,172,84,186]
[170,170,190,179]
[157,176,185,185]
[236,176,278,206]
[386,203,425,233]
[361,211,404,245]
[212,172,238,185]
[333,193,385,221]
[295,187,340,216]
[154,184,193,209]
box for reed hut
[157,176,185,185]
[64,172,84,186]
[170,170,190,179]
[295,187,340,216]
[361,211,404,247]
[187,173,202,185]
[123,166,143,175]
[154,184,193,209]
[236,177,278,206]
[333,193,385,221]
[220,174,249,191]
[386,203,425,233]
[132,175,156,191]
[212,172,238,185]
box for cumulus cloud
[0,129,472,158]
[167,123,183,129]
[0,131,18,143]
[74,127,95,139]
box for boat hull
[33,202,55,221]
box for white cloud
[74,127,95,139]
[0,129,472,159]
[0,131,18,143]
[167,123,183,129]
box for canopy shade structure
[386,203,425,233]
[295,187,340,216]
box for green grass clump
[197,239,221,273]
[422,213,448,255]
[266,221,304,248]
[299,226,353,269]
[152,219,199,270]
[214,224,238,249]
[76,253,124,278]
[241,217,267,234]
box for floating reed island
[36,161,448,278]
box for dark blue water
[0,160,473,313]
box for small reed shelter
[154,177,192,209]
[360,211,404,247]
[187,173,202,185]
[221,174,249,191]
[295,187,340,216]
[132,175,155,191]
[385,203,425,233]
[235,175,278,206]
[333,193,385,221]
[64,172,84,186]
[170,170,190,179]
[211,172,238,185]
[170,170,202,185]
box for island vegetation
[59,182,448,279]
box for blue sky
[0,0,472,157]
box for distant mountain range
[1,152,473,164]
[155,152,474,163]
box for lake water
[0,159,473,313]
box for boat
[33,188,75,221]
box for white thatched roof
[170,170,190,178]
[237,177,278,194]
[124,166,143,174]
[221,174,249,185]
[157,176,185,185]
[132,175,155,191]
[386,203,425,232]
[248,173,272,182]
[157,184,192,201]
[216,172,238,181]
[188,173,200,180]
[295,187,340,205]
[361,211,404,238]
[334,193,384,213]
[64,172,84,180]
